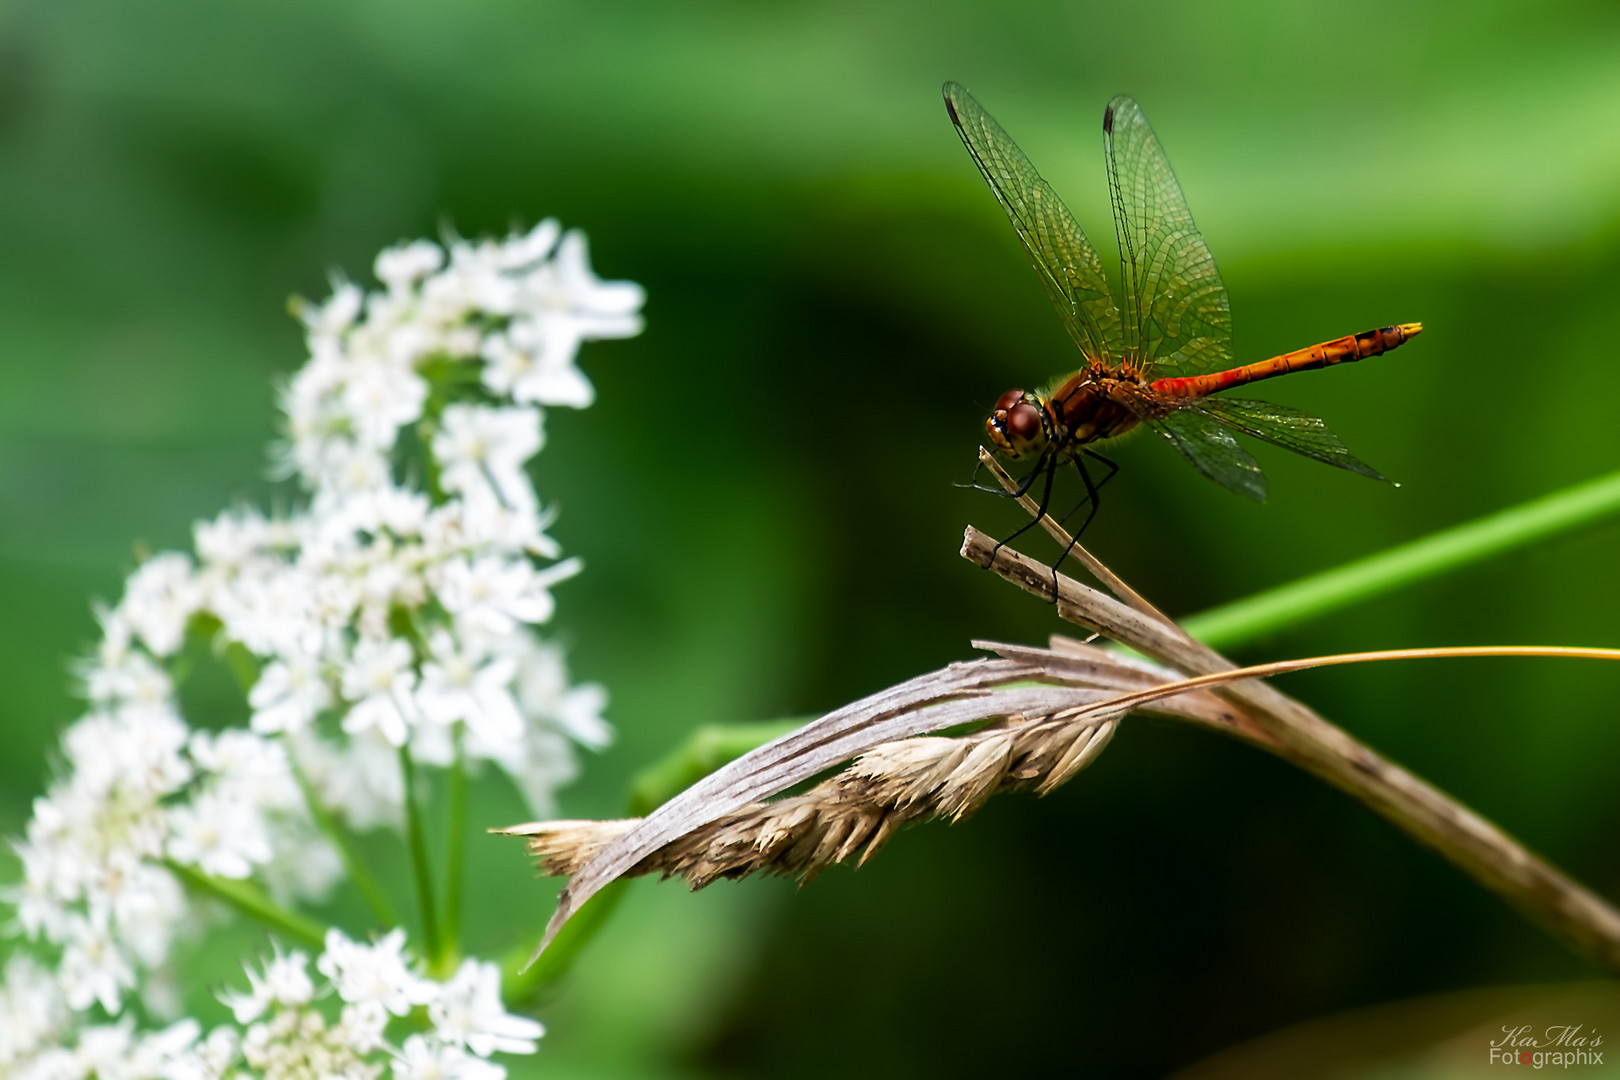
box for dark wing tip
[1103,94,1141,134]
[942,81,964,125]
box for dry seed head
[506,703,1121,890]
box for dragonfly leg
[990,454,1060,591]
[959,455,1048,498]
[1048,449,1121,591]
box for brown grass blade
[509,657,1150,965]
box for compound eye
[1006,401,1042,444]
[994,388,1026,414]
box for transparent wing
[1103,96,1233,378]
[944,82,1122,365]
[1145,408,1266,501]
[1192,397,1391,482]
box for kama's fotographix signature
[1489,1025,1606,1068]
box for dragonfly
[943,81,1421,546]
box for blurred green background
[4,1,1620,1077]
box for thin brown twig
[977,446,1174,626]
[962,527,1620,973]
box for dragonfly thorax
[986,388,1051,459]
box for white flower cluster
[2,221,643,1077]
[8,931,542,1080]
[9,646,331,1021]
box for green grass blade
[1182,467,1620,649]
[163,859,327,950]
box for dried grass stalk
[503,703,1120,889]
[501,478,1620,975]
[500,634,1277,964]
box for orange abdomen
[1151,323,1422,399]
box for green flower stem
[1182,467,1620,650]
[439,726,468,976]
[163,858,326,950]
[501,719,806,1004]
[399,744,441,963]
[286,754,399,928]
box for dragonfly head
[986,389,1049,459]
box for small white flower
[4,840,67,943]
[249,647,333,736]
[376,240,445,293]
[320,440,395,499]
[425,499,562,562]
[394,1034,507,1080]
[432,404,542,514]
[439,556,578,637]
[301,280,363,340]
[58,912,136,1014]
[0,953,69,1066]
[503,229,644,401]
[344,361,429,450]
[341,638,420,747]
[318,928,435,1018]
[189,729,300,808]
[194,1025,241,1078]
[480,324,594,409]
[339,485,431,539]
[216,564,320,658]
[71,1019,139,1078]
[128,1018,203,1078]
[429,958,543,1058]
[119,553,201,658]
[64,706,192,802]
[219,947,315,1024]
[194,507,272,570]
[338,998,393,1057]
[80,647,174,722]
[497,218,560,271]
[165,789,272,879]
[105,863,187,969]
[416,631,523,751]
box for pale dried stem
[962,526,1620,973]
[976,446,1173,625]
